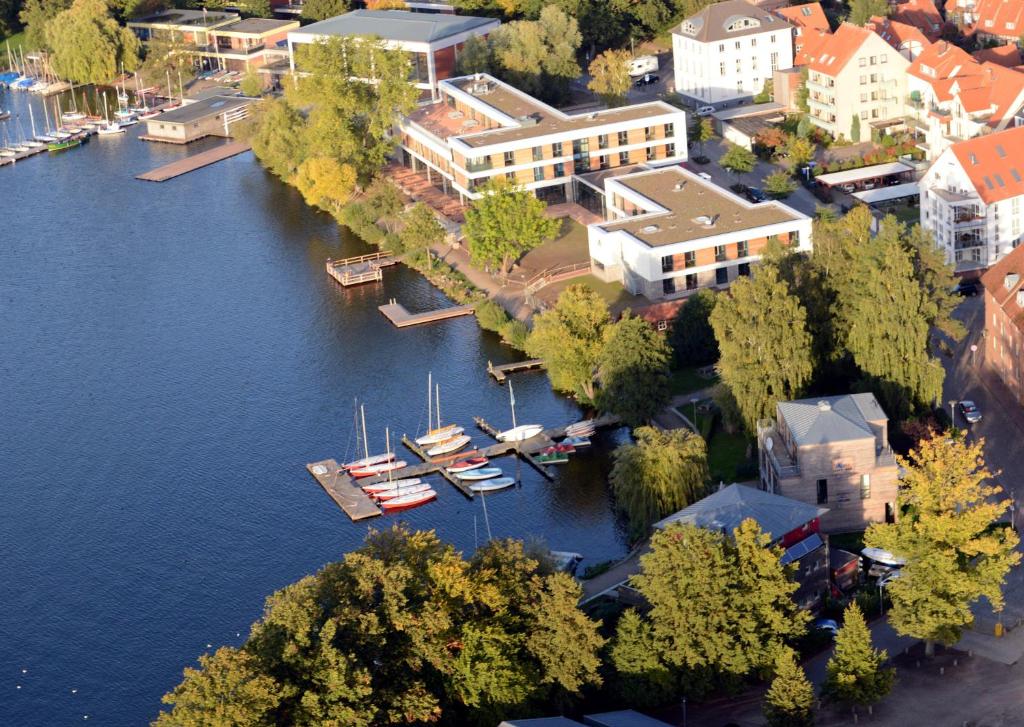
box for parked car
[697,171,713,181]
[959,400,982,423]
[812,618,839,638]
[634,73,660,87]
[628,55,659,77]
[696,105,716,117]
[745,187,767,203]
[839,183,856,193]
[955,279,981,296]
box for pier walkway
[379,299,475,327]
[327,252,397,287]
[135,141,251,182]
[306,459,381,521]
[487,359,544,383]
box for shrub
[500,319,530,350]
[475,298,511,332]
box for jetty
[326,252,396,287]
[378,299,475,328]
[306,459,381,520]
[487,359,545,383]
[0,145,48,167]
[135,141,251,182]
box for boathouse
[142,95,256,144]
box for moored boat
[47,136,81,151]
[415,424,463,447]
[380,488,437,511]
[496,424,543,442]
[447,456,488,473]
[342,452,394,471]
[536,451,569,464]
[454,467,503,481]
[468,477,515,493]
[374,483,433,501]
[350,459,407,478]
[361,478,422,494]
[426,434,471,457]
[561,435,591,448]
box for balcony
[757,421,800,479]
[806,76,836,92]
[465,159,493,173]
[953,210,985,228]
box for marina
[135,140,252,181]
[378,299,475,327]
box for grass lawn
[891,205,921,226]
[706,429,751,484]
[669,366,718,396]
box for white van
[696,105,716,117]
[628,55,659,77]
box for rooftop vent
[470,80,493,95]
[640,224,660,234]
[517,114,539,127]
[693,214,717,226]
[817,400,832,412]
[673,181,687,191]
[1006,272,1021,290]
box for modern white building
[587,165,812,300]
[672,0,795,107]
[919,125,1024,271]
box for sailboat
[342,404,405,476]
[97,93,125,136]
[454,467,502,481]
[361,477,422,495]
[468,477,515,493]
[61,82,87,122]
[114,69,138,125]
[495,380,543,442]
[414,373,463,446]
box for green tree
[293,157,358,215]
[902,222,965,343]
[718,142,757,185]
[609,609,677,708]
[710,266,814,432]
[587,48,631,106]
[239,69,263,97]
[399,202,446,258]
[848,0,888,25]
[786,135,815,168]
[865,435,1021,656]
[823,602,895,709]
[669,288,718,366]
[796,113,811,139]
[463,178,560,274]
[138,35,196,88]
[850,113,861,142]
[19,0,71,50]
[237,0,271,17]
[795,68,810,113]
[455,33,493,75]
[490,5,580,103]
[300,0,349,21]
[154,647,283,727]
[689,115,714,158]
[526,284,610,401]
[763,648,814,727]
[597,314,672,425]
[764,170,796,198]
[610,427,708,537]
[238,97,309,180]
[46,0,140,84]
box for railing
[465,160,493,173]
[524,261,592,296]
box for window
[685,274,698,290]
[770,51,778,71]
[553,162,565,177]
[871,108,879,119]
[644,126,654,141]
[860,93,868,102]
[718,43,724,52]
[505,171,516,182]
[720,61,726,76]
[738,262,750,276]
[532,146,543,162]
[737,240,749,257]
[662,255,675,273]
[574,156,590,173]
[619,150,629,165]
[504,150,515,166]
[871,91,878,101]
[533,166,544,182]
[552,142,563,157]
[860,75,867,85]
[870,73,877,83]
[859,57,867,67]
[880,54,887,64]
[816,479,828,504]
[657,320,668,332]
[664,122,674,137]
[646,146,656,161]
[662,277,677,294]
[684,251,696,268]
[751,58,758,71]
[715,244,727,261]
[751,37,757,47]
[735,41,740,49]
[618,130,629,146]
[860,110,868,120]
[861,474,871,499]
[870,55,876,65]
[715,266,728,285]
[598,134,608,149]
[666,142,676,156]
[598,154,609,170]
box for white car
[697,172,713,181]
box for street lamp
[971,343,978,367]
[949,399,957,428]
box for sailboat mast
[103,93,109,124]
[435,384,441,430]
[360,404,369,460]
[28,105,37,138]
[385,428,393,484]
[509,381,518,430]
[426,371,432,433]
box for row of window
[516,124,675,164]
[715,34,779,52]
[859,73,887,85]
[662,263,750,294]
[495,143,677,184]
[717,53,780,76]
[661,241,750,272]
[857,55,888,67]
[816,475,871,504]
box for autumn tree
[719,142,757,185]
[293,157,358,216]
[689,116,714,158]
[300,0,349,21]
[463,179,560,274]
[823,602,895,710]
[455,33,493,75]
[46,0,140,84]
[865,435,1020,656]
[588,48,631,106]
[849,0,888,25]
[238,98,309,180]
[610,427,708,537]
[19,0,71,50]
[710,266,814,432]
[763,647,815,727]
[786,135,816,169]
[670,288,718,367]
[764,170,796,198]
[597,314,672,426]
[526,284,610,401]
[399,202,446,258]
[490,5,580,103]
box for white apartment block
[919,125,1024,271]
[672,0,794,107]
[588,166,812,300]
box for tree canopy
[463,179,560,275]
[19,0,71,50]
[823,602,894,708]
[865,435,1020,655]
[490,6,580,103]
[455,33,493,75]
[597,314,672,426]
[399,202,446,256]
[587,48,631,106]
[670,289,718,367]
[610,426,708,538]
[763,647,814,727]
[300,0,349,21]
[848,0,888,25]
[719,143,757,183]
[46,0,139,84]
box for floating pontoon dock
[135,141,251,182]
[487,359,545,383]
[327,252,397,286]
[306,459,382,520]
[378,299,475,327]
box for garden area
[685,399,756,485]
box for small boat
[415,425,464,447]
[139,108,162,120]
[561,435,591,448]
[374,483,433,501]
[542,443,576,454]
[343,452,394,471]
[454,467,503,481]
[350,459,408,478]
[536,452,569,465]
[97,123,125,135]
[415,373,461,447]
[496,424,543,442]
[61,111,86,122]
[469,477,515,492]
[48,137,82,151]
[35,135,56,143]
[426,434,471,457]
[380,488,437,511]
[0,110,10,121]
[550,551,584,575]
[447,457,488,473]
[565,419,595,435]
[361,478,422,494]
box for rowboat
[361,478,422,494]
[542,443,576,454]
[380,489,437,511]
[415,425,463,447]
[426,434,471,457]
[447,457,488,473]
[496,424,543,442]
[565,419,595,436]
[47,137,81,152]
[374,483,433,501]
[343,452,394,471]
[468,477,515,492]
[454,467,502,481]
[350,459,407,478]
[561,436,591,448]
[536,451,569,464]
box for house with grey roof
[757,393,900,532]
[672,0,795,107]
[287,9,500,99]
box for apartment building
[919,125,1024,270]
[672,0,795,107]
[906,41,1024,160]
[586,166,811,300]
[396,74,687,204]
[128,10,298,73]
[946,0,1024,44]
[288,10,500,98]
[804,22,910,140]
[655,483,830,611]
[757,394,899,533]
[981,245,1024,404]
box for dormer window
[726,16,761,32]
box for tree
[865,435,1020,656]
[155,647,283,727]
[718,143,757,185]
[709,266,814,432]
[796,114,811,139]
[763,648,814,727]
[526,284,610,401]
[795,68,810,113]
[610,609,677,708]
[902,222,965,344]
[455,33,492,75]
[301,0,349,21]
[753,127,788,156]
[366,0,407,8]
[19,0,71,50]
[293,157,358,215]
[462,178,560,275]
[138,35,196,89]
[786,135,815,169]
[587,48,631,106]
[850,113,861,143]
[753,78,773,103]
[823,602,895,709]
[597,314,672,426]
[46,0,140,84]
[490,5,580,103]
[238,98,309,180]
[764,170,796,198]
[609,427,708,537]
[848,0,888,26]
[399,202,446,257]
[669,288,718,366]
[689,116,715,158]
[239,70,263,97]
[237,0,271,17]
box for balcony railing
[465,160,493,173]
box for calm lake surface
[0,88,629,725]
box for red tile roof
[793,27,833,65]
[908,42,1024,124]
[949,125,1024,204]
[890,0,945,40]
[866,15,932,54]
[907,40,977,88]
[973,43,1023,66]
[981,243,1024,332]
[951,0,1024,38]
[773,2,830,33]
[807,22,873,74]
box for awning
[815,161,914,186]
[852,182,920,204]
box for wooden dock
[306,459,381,521]
[326,252,397,287]
[379,299,475,328]
[487,359,545,383]
[0,144,48,167]
[135,141,252,182]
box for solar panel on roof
[984,176,994,189]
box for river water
[0,88,629,725]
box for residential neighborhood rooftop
[948,124,1024,204]
[293,9,497,44]
[675,0,793,42]
[777,393,888,447]
[807,22,874,74]
[772,2,830,33]
[981,243,1024,332]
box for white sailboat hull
[496,424,543,442]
